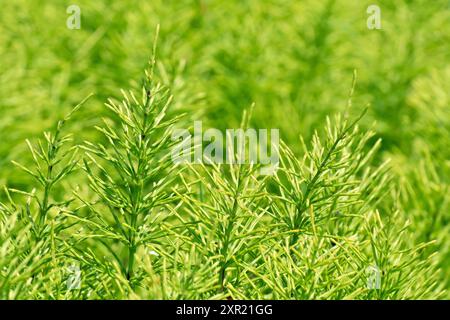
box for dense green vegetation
[0,0,448,299]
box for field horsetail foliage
[0,1,448,301]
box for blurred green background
[0,0,449,294]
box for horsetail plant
[170,108,278,298]
[0,46,445,299]
[4,95,92,240]
[271,109,389,244]
[76,52,183,285]
[0,96,92,298]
